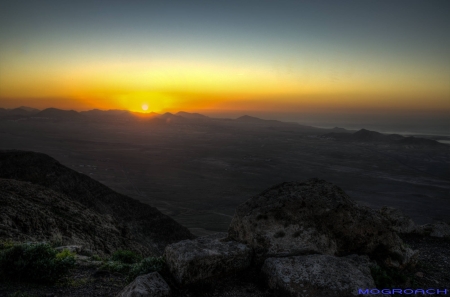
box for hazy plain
[0,114,448,235]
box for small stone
[116,272,171,297]
[415,271,424,278]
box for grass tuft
[0,243,75,284]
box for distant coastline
[310,126,450,139]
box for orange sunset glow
[0,1,449,119]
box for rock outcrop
[414,222,450,238]
[262,254,378,297]
[164,233,251,285]
[0,150,194,256]
[377,206,450,238]
[228,179,416,268]
[378,206,416,234]
[115,272,171,297]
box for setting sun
[142,104,149,111]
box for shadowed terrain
[0,150,194,254]
[0,108,449,235]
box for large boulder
[414,222,450,238]
[164,233,252,285]
[378,206,416,234]
[262,254,383,297]
[228,179,416,268]
[115,272,171,297]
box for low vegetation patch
[100,251,165,282]
[0,239,17,250]
[0,243,75,284]
[370,265,407,288]
[111,249,142,264]
[90,254,102,261]
[128,257,165,281]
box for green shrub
[91,254,102,261]
[100,261,131,274]
[56,249,76,260]
[370,265,407,288]
[0,243,75,284]
[0,239,16,249]
[100,256,165,282]
[128,257,165,281]
[111,250,141,264]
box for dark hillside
[0,178,146,255]
[0,150,194,254]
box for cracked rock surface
[228,178,417,268]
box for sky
[0,0,449,129]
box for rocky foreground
[1,152,449,296]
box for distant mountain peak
[353,129,382,137]
[355,128,378,133]
[40,107,77,113]
[33,108,83,121]
[176,111,209,119]
[18,106,40,113]
[236,115,262,121]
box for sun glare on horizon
[0,1,449,116]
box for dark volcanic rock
[378,206,416,234]
[228,178,416,268]
[164,233,252,285]
[262,254,376,297]
[414,222,450,238]
[116,272,171,297]
[0,150,194,255]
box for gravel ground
[400,234,450,290]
